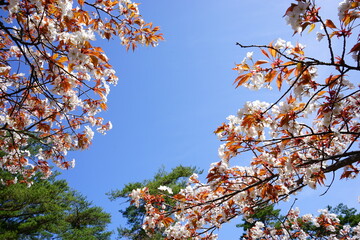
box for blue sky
[59,1,360,239]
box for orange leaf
[173,194,186,201]
[276,73,283,90]
[301,70,312,83]
[287,95,296,104]
[68,63,75,72]
[350,2,359,8]
[282,61,295,66]
[90,55,99,67]
[269,47,277,58]
[162,217,174,227]
[234,73,251,88]
[261,49,270,58]
[349,42,360,53]
[242,114,256,128]
[329,31,338,38]
[58,56,68,63]
[325,74,340,89]
[93,47,104,52]
[264,70,277,83]
[254,60,269,65]
[241,64,250,71]
[214,123,226,134]
[340,171,351,179]
[104,32,111,40]
[100,103,107,110]
[325,19,337,29]
[343,15,351,25]
[317,91,326,96]
[283,67,294,79]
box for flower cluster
[338,0,360,21]
[0,0,163,183]
[246,208,360,239]
[285,0,311,33]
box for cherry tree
[131,0,360,239]
[0,0,163,184]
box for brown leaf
[317,91,326,96]
[325,74,340,89]
[269,47,277,58]
[276,73,283,90]
[349,42,360,53]
[234,73,251,88]
[100,103,107,111]
[325,19,337,29]
[282,61,295,66]
[58,56,68,63]
[264,70,277,83]
[261,49,270,58]
[254,60,269,65]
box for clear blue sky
[59,1,360,239]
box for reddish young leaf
[349,42,360,53]
[325,19,337,29]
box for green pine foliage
[0,171,111,240]
[327,203,360,227]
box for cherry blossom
[0,0,163,184]
[131,1,360,239]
